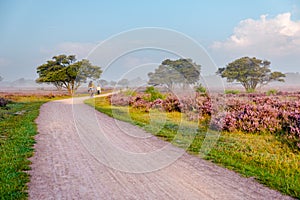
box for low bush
[266,89,278,96]
[225,89,240,94]
[144,86,165,102]
[195,84,207,94]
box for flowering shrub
[108,93,131,106]
[162,94,181,112]
[107,91,300,148]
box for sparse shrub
[195,84,207,94]
[246,88,256,93]
[266,89,278,96]
[225,89,240,94]
[144,86,164,102]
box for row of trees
[147,57,285,92]
[36,54,285,94]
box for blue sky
[0,0,299,81]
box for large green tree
[36,55,102,95]
[217,57,285,92]
[148,58,201,89]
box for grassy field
[0,93,68,199]
[86,96,300,199]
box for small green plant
[195,84,207,94]
[266,89,278,96]
[144,86,164,102]
[246,88,256,93]
[225,89,240,94]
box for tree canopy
[36,54,102,95]
[217,57,285,92]
[98,79,109,87]
[118,78,129,87]
[148,58,201,89]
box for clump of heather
[106,91,300,149]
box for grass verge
[0,94,69,199]
[86,96,300,199]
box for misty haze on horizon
[1,72,299,92]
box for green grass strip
[0,101,45,200]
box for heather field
[86,88,300,198]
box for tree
[110,80,117,87]
[98,79,109,87]
[36,55,102,95]
[216,57,285,92]
[148,58,201,89]
[118,78,129,87]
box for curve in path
[28,97,294,200]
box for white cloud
[40,42,97,60]
[210,12,300,72]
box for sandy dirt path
[28,96,294,200]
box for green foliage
[246,88,256,93]
[217,57,285,92]
[144,86,165,101]
[195,84,207,93]
[224,89,240,94]
[148,58,201,88]
[266,89,278,96]
[36,54,102,95]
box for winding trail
[28,96,294,200]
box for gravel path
[28,96,294,200]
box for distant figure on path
[88,81,95,97]
[96,85,101,95]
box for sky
[0,0,299,81]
